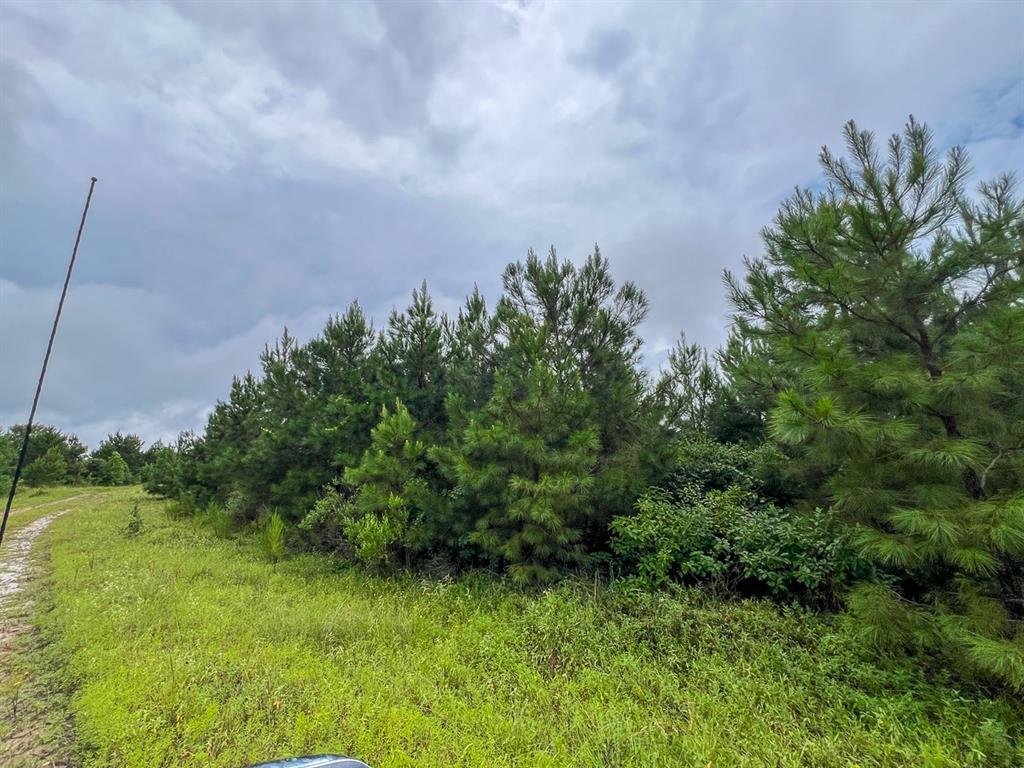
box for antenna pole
[0,177,97,548]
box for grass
[1,484,109,534]
[13,488,1023,767]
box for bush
[300,485,404,569]
[122,503,143,537]
[298,484,350,553]
[225,488,262,522]
[612,485,855,603]
[96,451,132,486]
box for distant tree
[90,432,145,480]
[140,442,181,497]
[22,445,68,487]
[653,334,722,435]
[96,451,132,486]
[0,432,16,497]
[443,287,498,417]
[3,425,88,483]
[727,118,1024,689]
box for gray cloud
[1,0,1021,447]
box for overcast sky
[1,0,1022,449]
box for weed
[122,503,143,537]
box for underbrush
[29,489,1024,767]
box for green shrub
[298,484,350,552]
[97,451,132,486]
[225,488,261,522]
[261,511,286,565]
[122,503,143,537]
[300,486,403,569]
[140,445,181,497]
[612,485,855,602]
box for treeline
[0,426,158,489]
[145,119,1023,690]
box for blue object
[246,757,370,768]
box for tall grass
[203,501,233,539]
[27,489,1024,768]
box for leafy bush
[612,485,854,602]
[261,511,286,565]
[298,485,349,552]
[301,485,405,569]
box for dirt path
[1,507,76,767]
[6,492,97,517]
[0,509,72,603]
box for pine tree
[374,282,447,439]
[140,442,181,498]
[496,247,653,539]
[22,445,68,487]
[5,425,88,483]
[91,433,146,477]
[654,334,722,435]
[443,286,498,418]
[450,310,600,584]
[99,451,132,486]
[727,118,1024,689]
[308,400,442,568]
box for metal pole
[0,177,97,548]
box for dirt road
[0,503,77,767]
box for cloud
[0,278,342,445]
[1,0,1021,447]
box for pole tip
[91,176,98,182]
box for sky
[1,0,1022,450]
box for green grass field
[7,488,1022,767]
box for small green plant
[204,502,233,539]
[261,511,286,565]
[344,511,400,568]
[122,503,143,537]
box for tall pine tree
[727,118,1024,689]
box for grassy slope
[2,485,108,534]
[22,488,1023,767]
